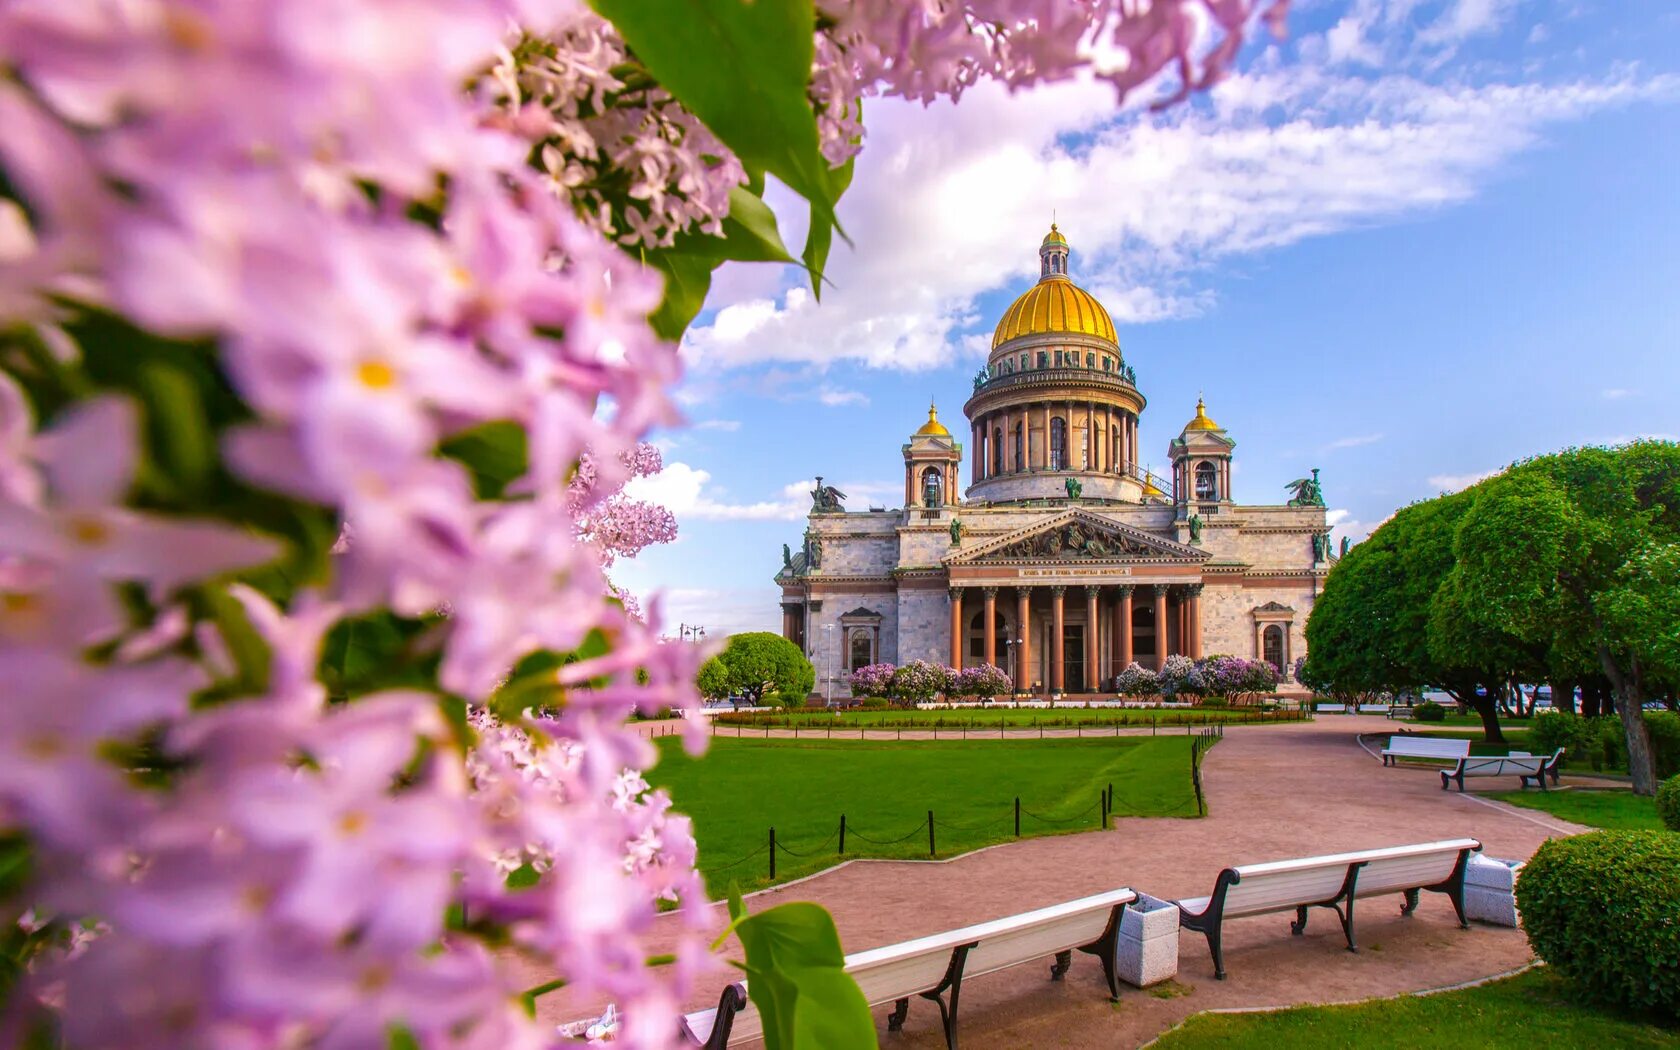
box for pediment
[839,606,882,621]
[1252,601,1295,615]
[947,510,1208,565]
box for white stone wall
[894,588,949,666]
[968,470,1141,504]
[806,591,900,697]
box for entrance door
[1064,626,1085,693]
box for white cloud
[693,418,742,431]
[681,52,1673,373]
[625,466,901,522]
[644,587,780,637]
[1324,432,1385,450]
[1427,468,1502,492]
[817,386,870,407]
[1600,388,1631,400]
[1418,0,1521,47]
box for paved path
[535,715,1584,1046]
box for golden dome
[1185,397,1221,432]
[914,400,951,437]
[991,276,1117,349]
[1142,478,1165,497]
[1041,222,1068,248]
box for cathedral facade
[776,226,1330,698]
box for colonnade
[969,400,1140,484]
[947,581,1204,695]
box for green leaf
[801,156,854,301]
[645,249,719,342]
[644,183,800,340]
[439,421,527,499]
[717,184,797,264]
[733,902,876,1049]
[506,862,542,890]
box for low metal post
[928,810,936,857]
[1014,797,1021,837]
[769,827,776,880]
[839,814,847,855]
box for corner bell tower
[1168,398,1235,508]
[903,401,962,510]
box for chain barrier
[844,820,933,846]
[773,828,840,858]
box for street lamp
[678,623,706,643]
[1003,637,1021,696]
[821,623,836,707]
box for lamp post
[821,623,835,707]
[1004,637,1021,696]
[678,623,706,644]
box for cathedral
[776,226,1330,698]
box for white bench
[1381,736,1471,767]
[1385,705,1416,720]
[1173,839,1481,979]
[1355,703,1389,715]
[1441,749,1565,792]
[680,888,1136,1049]
[1316,703,1347,714]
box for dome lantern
[1039,222,1070,279]
[914,399,951,437]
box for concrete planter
[1116,894,1180,988]
[1465,854,1523,927]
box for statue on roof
[804,531,823,570]
[1188,513,1204,545]
[1286,468,1325,508]
[950,517,964,546]
[810,475,847,513]
[1064,476,1082,500]
[1340,535,1352,558]
[782,543,793,571]
[1311,532,1328,563]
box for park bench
[1381,736,1471,767]
[1440,749,1565,792]
[1355,703,1389,715]
[1385,706,1416,720]
[1315,703,1348,714]
[1174,838,1480,980]
[680,888,1136,1049]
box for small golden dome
[1041,222,1068,248]
[915,400,951,437]
[991,277,1117,349]
[1185,398,1221,432]
[1142,478,1165,497]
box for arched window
[1112,425,1122,472]
[1262,625,1285,673]
[920,466,943,507]
[848,628,873,671]
[1049,417,1067,470]
[1012,422,1023,471]
[991,427,1003,474]
[966,609,1009,661]
[1194,461,1218,501]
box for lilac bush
[1199,655,1280,701]
[1115,662,1161,697]
[890,660,953,703]
[956,664,1013,700]
[0,1,1288,1045]
[1158,654,1202,697]
[848,662,896,699]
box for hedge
[1658,776,1680,833]
[1516,830,1680,1016]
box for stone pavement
[537,715,1584,1047]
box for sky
[614,0,1680,638]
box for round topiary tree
[1413,700,1447,722]
[1516,830,1680,1016]
[1658,775,1680,832]
[715,631,815,706]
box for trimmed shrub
[1516,830,1680,1016]
[1413,700,1447,722]
[1659,776,1680,832]
[858,697,890,710]
[1645,712,1680,780]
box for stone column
[982,587,998,668]
[904,465,914,508]
[1050,586,1066,694]
[1084,586,1100,693]
[1016,587,1032,693]
[1152,584,1169,670]
[1118,585,1134,669]
[948,587,964,671]
[1039,404,1051,470]
[1186,584,1204,660]
[971,420,981,484]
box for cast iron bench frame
[1440,749,1565,792]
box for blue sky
[616,0,1680,637]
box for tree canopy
[714,632,815,704]
[1306,441,1680,791]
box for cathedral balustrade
[969,365,1140,399]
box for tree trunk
[1598,643,1656,794]
[1553,679,1577,715]
[1582,682,1602,718]
[1470,694,1505,745]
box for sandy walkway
[539,715,1582,1047]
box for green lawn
[1153,967,1676,1049]
[650,736,1200,895]
[712,707,1302,731]
[1487,789,1662,830]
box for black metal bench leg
[1338,898,1358,952]
[1447,881,1468,928]
[887,997,909,1032]
[1401,888,1420,916]
[918,943,973,1050]
[1050,950,1072,981]
[1205,923,1226,981]
[1290,905,1309,935]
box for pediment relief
[840,606,882,621]
[948,510,1206,564]
[1252,601,1296,616]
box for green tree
[1448,443,1680,794]
[717,632,815,705]
[696,656,730,700]
[1304,489,1513,742]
